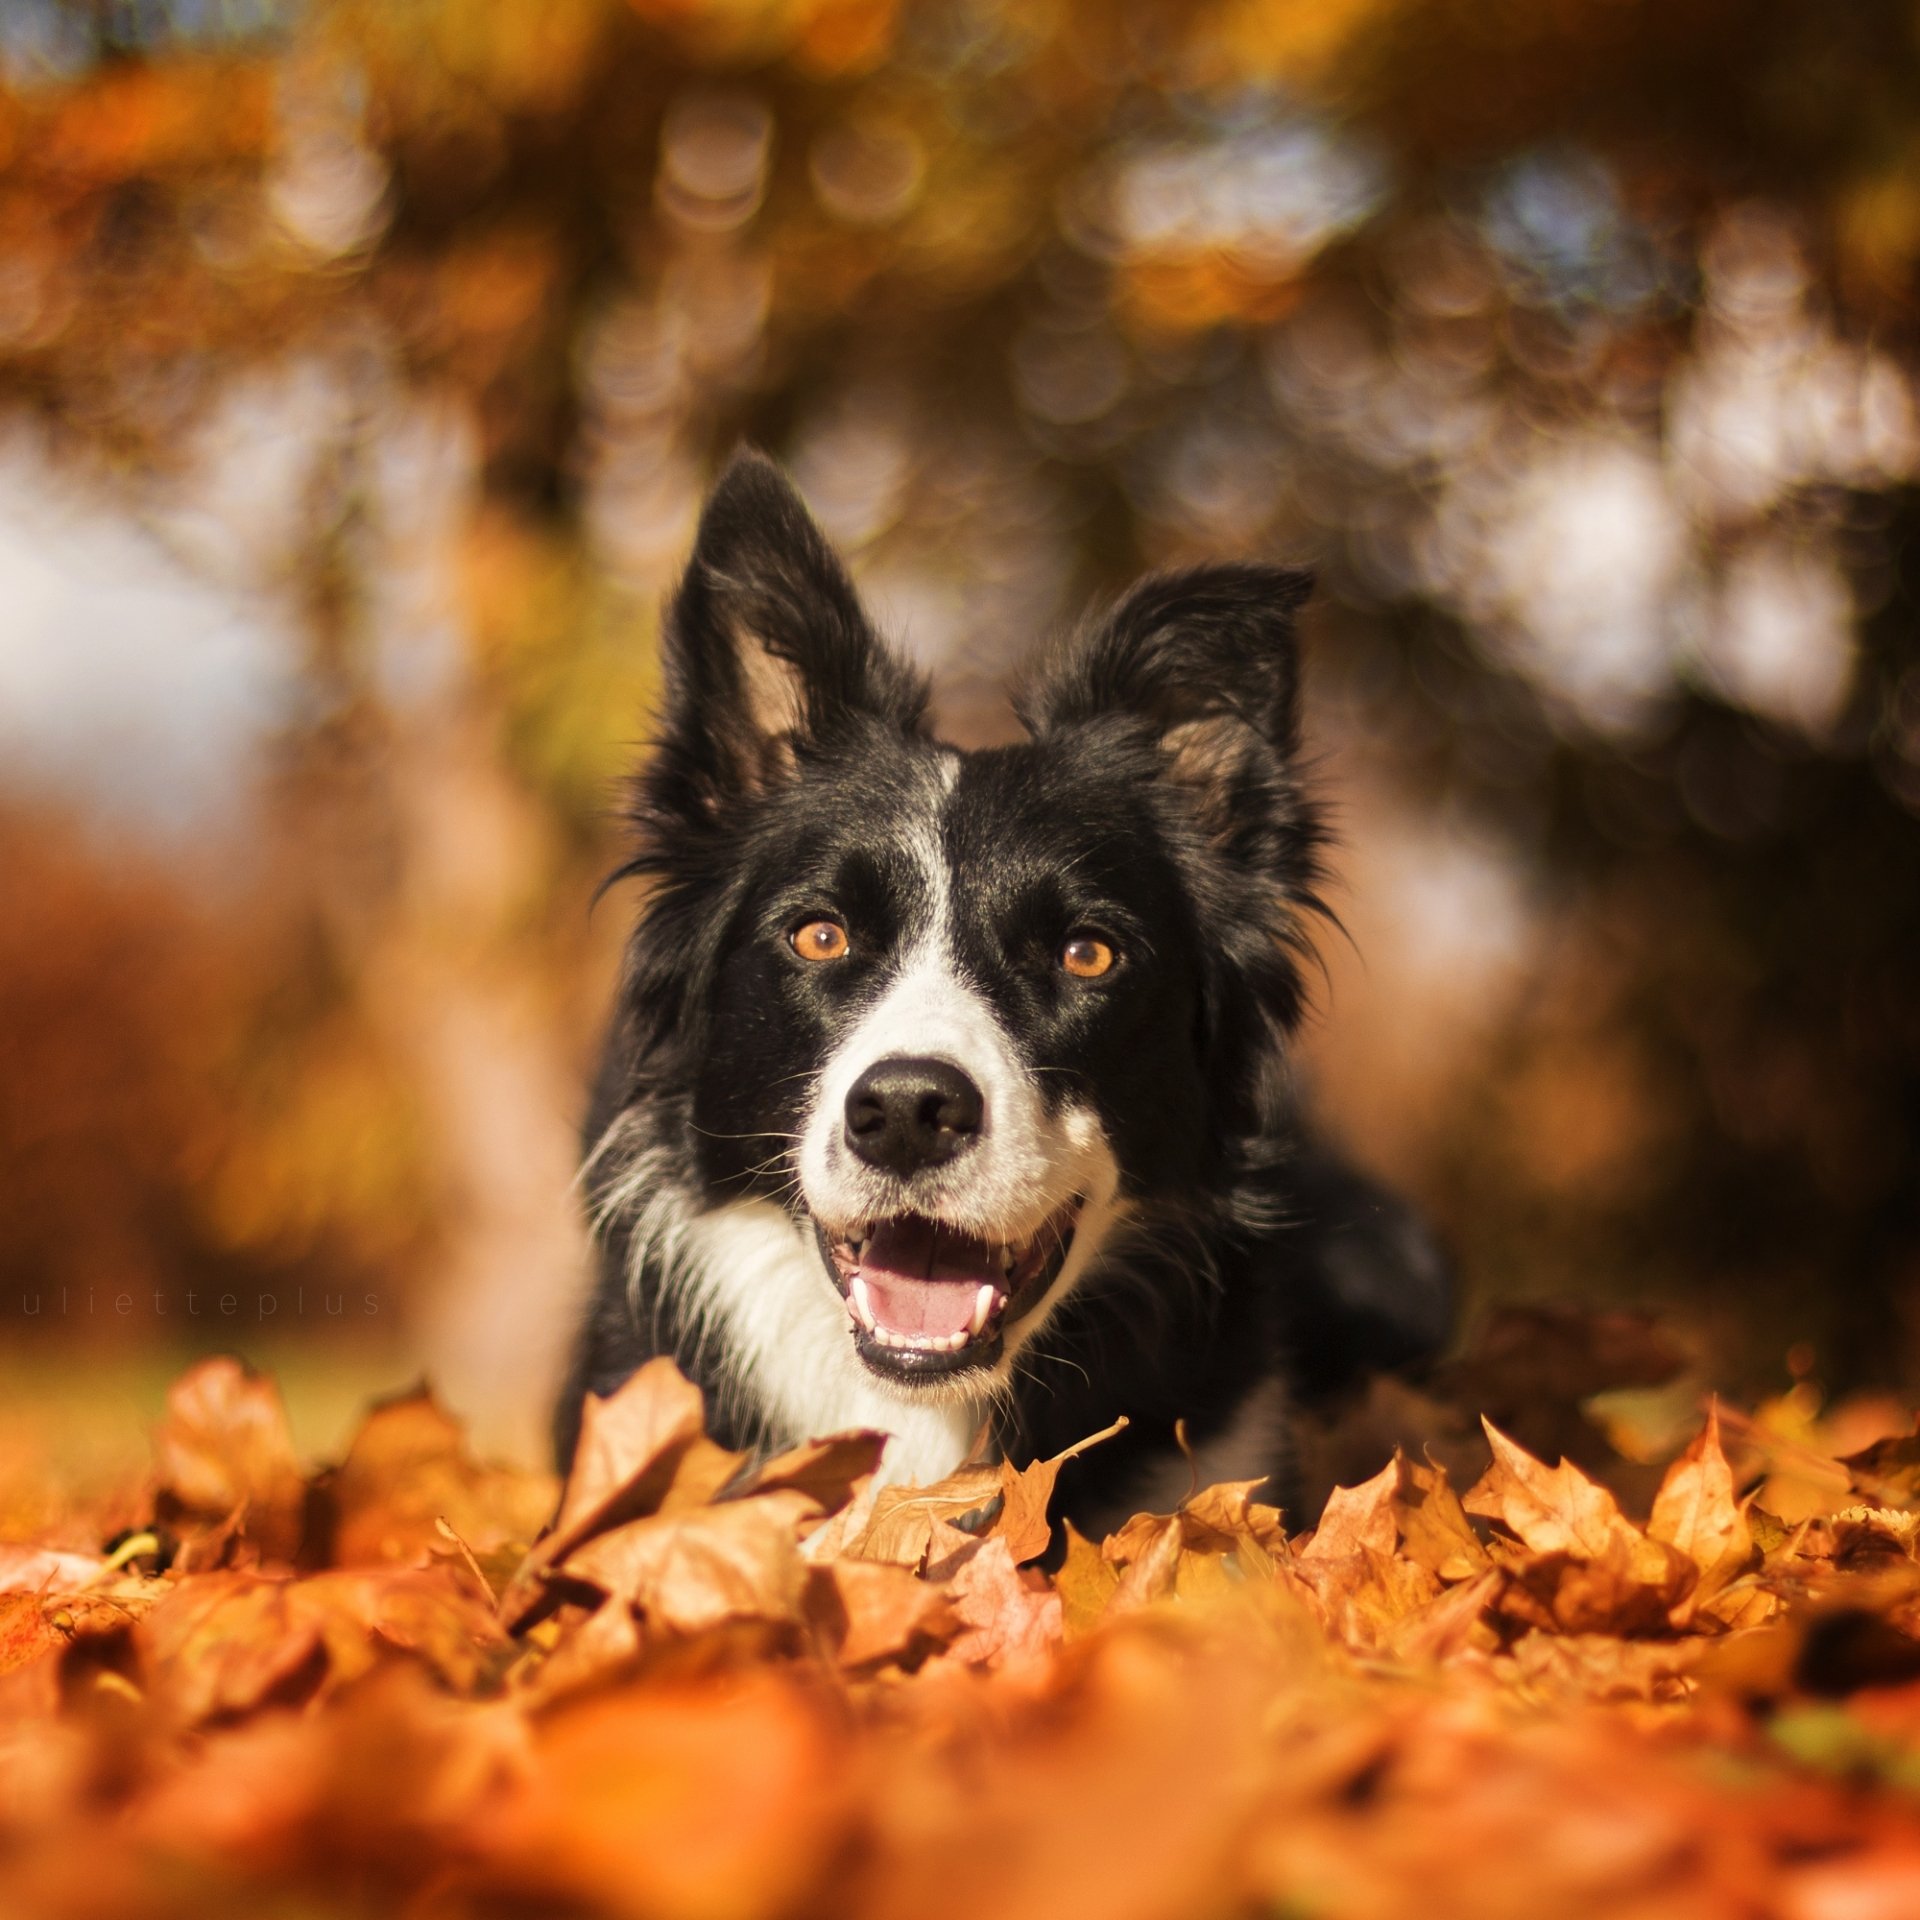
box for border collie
[558,450,1448,1533]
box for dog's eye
[1060,934,1116,980]
[790,918,850,963]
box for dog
[558,449,1449,1535]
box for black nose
[843,1056,984,1175]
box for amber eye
[1061,934,1116,979]
[790,918,850,963]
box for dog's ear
[653,449,926,816]
[1021,564,1315,848]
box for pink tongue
[861,1274,981,1337]
[860,1218,1000,1336]
[863,1216,1001,1282]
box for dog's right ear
[1019,562,1316,857]
[650,449,926,821]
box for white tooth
[970,1284,995,1336]
[850,1276,876,1332]
[944,1330,966,1351]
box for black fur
[560,449,1449,1532]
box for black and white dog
[559,450,1448,1533]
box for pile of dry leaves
[8,1347,1920,1920]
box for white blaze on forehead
[774,738,1125,1397]
[802,949,1040,1215]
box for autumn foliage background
[3,0,1920,1455]
[5,2,1920,1913]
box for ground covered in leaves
[10,1343,1920,1918]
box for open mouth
[814,1200,1081,1381]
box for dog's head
[608,450,1324,1401]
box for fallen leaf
[483,1675,846,1920]
[1056,1522,1121,1637]
[944,1537,1063,1667]
[139,1573,327,1722]
[560,1492,818,1636]
[152,1357,308,1565]
[140,1565,504,1722]
[805,1559,958,1670]
[1496,1543,1691,1637]
[1105,1514,1185,1613]
[1299,1457,1399,1564]
[989,1416,1129,1565]
[656,1435,755,1515]
[1394,1454,1490,1583]
[1468,1419,1685,1574]
[798,1472,881,1563]
[527,1595,646,1702]
[1467,1418,1696,1633]
[0,1545,109,1593]
[501,1359,713,1628]
[17,1348,1920,1920]
[1503,1629,1707,1703]
[737,1431,887,1511]
[1649,1404,1754,1607]
[1104,1506,1175,1568]
[848,1465,1004,1567]
[321,1385,556,1575]
[1179,1477,1288,1555]
[296,1567,507,1693]
[1388,1566,1504,1662]
[1839,1419,1920,1511]
[548,1359,710,1554]
[0,1592,71,1682]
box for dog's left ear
[653,449,927,820]
[1021,564,1315,847]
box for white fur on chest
[676,1198,982,1486]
